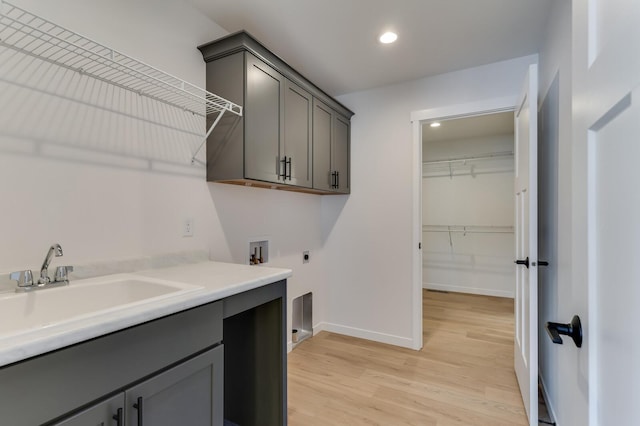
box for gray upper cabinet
[245,54,313,187]
[199,31,353,195]
[313,99,350,193]
[333,114,350,193]
[283,80,313,187]
[245,54,284,184]
[312,100,333,192]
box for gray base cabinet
[1,280,287,426]
[199,31,353,195]
[53,394,125,426]
[54,346,223,426]
[126,346,223,426]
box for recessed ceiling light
[430,122,441,128]
[379,31,398,44]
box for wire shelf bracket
[0,0,242,164]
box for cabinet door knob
[514,257,529,268]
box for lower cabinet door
[53,393,125,426]
[126,345,223,426]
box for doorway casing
[409,95,518,350]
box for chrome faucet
[39,243,63,284]
[9,243,73,292]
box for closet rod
[423,151,513,166]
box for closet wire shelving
[0,0,242,164]
[422,151,514,179]
[422,225,514,248]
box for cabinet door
[283,80,313,188]
[333,113,350,193]
[126,345,223,426]
[53,394,124,426]
[312,99,333,191]
[245,53,283,183]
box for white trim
[411,96,518,123]
[318,322,415,349]
[424,282,514,298]
[410,96,519,357]
[411,119,423,351]
[312,322,326,335]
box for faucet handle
[54,265,73,283]
[9,270,34,287]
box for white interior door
[514,63,538,425]
[573,1,640,425]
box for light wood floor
[287,290,527,426]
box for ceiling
[187,0,553,96]
[423,112,514,143]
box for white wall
[0,0,326,346]
[0,0,553,358]
[422,134,515,297]
[324,55,537,348]
[537,0,573,424]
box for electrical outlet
[303,250,310,264]
[183,218,194,237]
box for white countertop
[0,261,291,368]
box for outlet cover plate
[183,218,194,237]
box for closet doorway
[421,112,515,297]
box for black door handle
[514,257,529,268]
[538,260,549,266]
[546,315,582,348]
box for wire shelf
[422,225,514,249]
[422,151,514,179]
[0,0,242,161]
[423,151,514,166]
[422,225,514,234]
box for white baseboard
[539,374,559,425]
[312,322,326,335]
[423,282,514,298]
[316,321,416,349]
